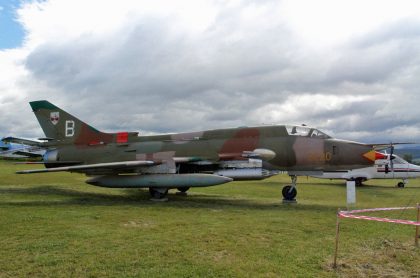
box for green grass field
[1,160,419,277]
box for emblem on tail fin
[50,112,59,125]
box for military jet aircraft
[0,138,45,158]
[16,100,380,201]
[304,152,420,187]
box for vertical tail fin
[30,100,113,144]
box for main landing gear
[149,187,191,201]
[149,187,169,201]
[282,175,297,202]
[176,187,190,196]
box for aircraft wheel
[355,178,363,187]
[397,182,405,188]
[282,185,297,200]
[149,188,168,199]
[177,187,190,193]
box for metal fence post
[333,209,341,268]
[415,203,420,247]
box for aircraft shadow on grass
[0,185,335,212]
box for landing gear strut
[175,186,190,196]
[149,187,169,201]
[177,187,190,193]
[282,175,297,202]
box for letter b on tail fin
[29,100,110,144]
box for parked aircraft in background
[304,153,420,187]
[0,138,45,158]
[15,100,386,201]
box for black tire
[282,185,297,200]
[397,182,405,188]
[355,178,363,187]
[177,187,190,193]
[149,188,168,199]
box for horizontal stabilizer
[38,137,55,141]
[369,142,419,150]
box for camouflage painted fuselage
[42,124,374,173]
[25,100,376,186]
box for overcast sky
[1,0,420,143]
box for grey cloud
[327,19,420,85]
[355,18,420,48]
[22,9,301,134]
[1,1,418,143]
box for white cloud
[250,94,374,126]
[0,49,27,102]
[16,0,219,49]
[281,0,420,47]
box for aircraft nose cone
[362,150,377,162]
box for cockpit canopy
[285,125,331,139]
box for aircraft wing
[369,142,418,150]
[17,160,155,174]
[2,137,44,147]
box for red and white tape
[338,207,420,226]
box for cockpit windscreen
[285,125,331,139]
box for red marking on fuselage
[219,128,260,160]
[117,132,128,143]
[75,124,113,146]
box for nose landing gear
[397,180,407,188]
[282,175,297,203]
